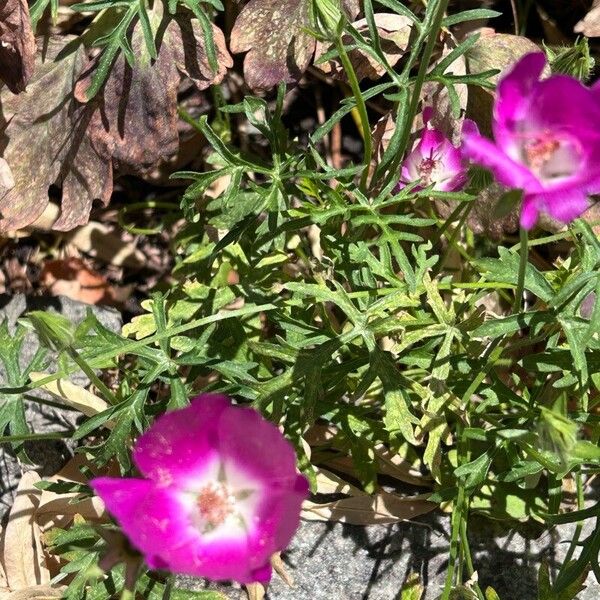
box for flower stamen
[524,136,560,171]
[196,481,236,530]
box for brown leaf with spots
[75,8,231,176]
[0,0,36,93]
[0,38,112,233]
[316,13,413,81]
[230,0,360,90]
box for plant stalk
[335,37,372,192]
[513,227,529,313]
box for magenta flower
[91,394,308,584]
[462,52,600,229]
[399,108,470,192]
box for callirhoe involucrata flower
[399,107,470,192]
[91,394,309,583]
[462,51,600,229]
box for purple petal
[422,106,434,125]
[133,394,230,486]
[536,188,589,223]
[218,405,300,486]
[462,120,540,192]
[418,127,446,156]
[165,534,271,583]
[530,76,600,141]
[493,52,546,154]
[520,195,540,229]
[250,474,309,555]
[91,477,199,561]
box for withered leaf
[75,8,232,177]
[230,0,360,90]
[0,0,36,93]
[575,0,600,37]
[316,13,413,81]
[0,38,112,233]
[302,491,436,524]
[0,472,50,591]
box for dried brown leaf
[28,372,110,420]
[0,0,36,93]
[0,38,112,233]
[373,444,432,487]
[575,0,600,37]
[302,491,436,524]
[0,472,50,591]
[313,467,366,496]
[270,553,294,587]
[36,456,107,532]
[316,13,413,81]
[75,10,231,177]
[39,257,121,305]
[65,221,146,270]
[4,585,64,599]
[244,583,265,600]
[230,0,359,90]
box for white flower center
[180,461,261,539]
[520,131,582,182]
[196,481,237,530]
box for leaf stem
[335,37,372,192]
[67,347,119,406]
[513,227,529,313]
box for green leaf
[476,247,554,302]
[372,349,418,445]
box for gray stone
[0,294,121,517]
[177,509,600,599]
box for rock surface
[179,512,600,599]
[0,294,121,517]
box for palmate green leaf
[470,482,547,522]
[472,311,554,339]
[497,460,543,483]
[0,321,47,456]
[371,348,418,445]
[476,247,554,302]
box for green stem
[460,518,485,600]
[561,471,585,566]
[513,227,529,313]
[67,347,119,406]
[120,588,134,600]
[382,0,450,189]
[0,431,75,444]
[443,481,465,599]
[335,37,372,192]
